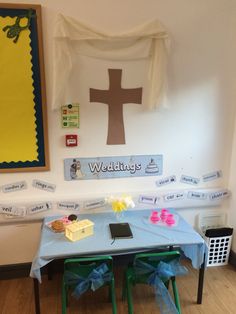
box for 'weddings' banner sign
[64,155,163,181]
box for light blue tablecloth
[30,209,207,282]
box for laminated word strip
[163,192,185,202]
[139,195,157,205]
[156,175,176,187]
[187,191,207,200]
[0,205,25,216]
[84,199,105,210]
[57,202,80,210]
[203,171,222,182]
[209,189,230,201]
[27,202,52,215]
[180,175,200,185]
[32,180,56,192]
[2,181,27,193]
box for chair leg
[122,272,127,301]
[165,279,170,290]
[110,278,117,314]
[108,284,112,302]
[126,274,134,314]
[171,277,181,314]
[62,283,67,314]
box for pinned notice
[61,103,80,128]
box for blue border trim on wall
[0,8,46,169]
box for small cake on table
[51,220,65,232]
[68,214,78,222]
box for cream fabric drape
[52,14,170,110]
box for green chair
[122,250,187,314]
[62,256,117,314]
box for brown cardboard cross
[90,69,143,145]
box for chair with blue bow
[122,250,187,314]
[62,255,117,314]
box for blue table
[30,209,207,314]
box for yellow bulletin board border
[0,3,49,172]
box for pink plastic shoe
[160,208,169,222]
[166,214,175,226]
[150,211,160,223]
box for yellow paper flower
[112,201,126,212]
[106,195,135,213]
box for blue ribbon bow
[64,262,112,298]
[135,257,188,314]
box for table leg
[197,254,206,304]
[47,261,53,280]
[33,278,40,314]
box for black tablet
[109,223,133,239]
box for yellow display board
[0,4,49,172]
[0,16,38,162]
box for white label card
[2,181,27,193]
[138,195,158,205]
[187,191,207,200]
[57,202,80,210]
[163,192,185,202]
[156,176,176,187]
[84,199,105,209]
[203,171,222,182]
[180,175,200,185]
[32,180,56,192]
[209,190,230,201]
[0,205,25,216]
[27,202,52,215]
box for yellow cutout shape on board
[0,16,38,163]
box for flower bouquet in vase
[106,195,135,221]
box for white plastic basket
[204,234,232,267]
[198,211,232,266]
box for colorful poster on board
[64,155,163,181]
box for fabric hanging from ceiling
[52,14,170,110]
